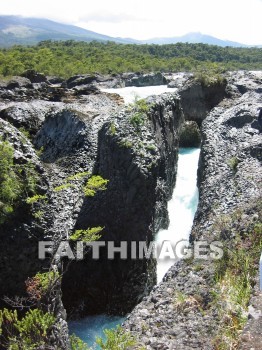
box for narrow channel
[156,147,200,283]
[68,86,200,348]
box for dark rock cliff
[0,87,122,348]
[62,93,184,316]
[0,77,184,341]
[179,77,227,125]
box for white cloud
[1,0,262,44]
[78,12,147,24]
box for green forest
[0,40,261,78]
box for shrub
[66,171,90,181]
[53,183,75,192]
[19,127,31,141]
[70,334,90,350]
[0,139,39,224]
[70,226,103,242]
[83,175,109,197]
[193,65,226,87]
[129,98,150,131]
[109,122,117,136]
[0,308,55,349]
[227,156,239,173]
[118,139,133,149]
[26,271,60,300]
[26,194,47,205]
[15,309,55,347]
[53,171,89,192]
[96,326,136,350]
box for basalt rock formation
[0,70,261,349]
[62,92,184,316]
[124,71,262,349]
[0,72,184,346]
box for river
[68,86,200,348]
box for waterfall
[156,147,200,283]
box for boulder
[6,76,33,90]
[21,69,47,83]
[124,72,167,87]
[65,74,97,88]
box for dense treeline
[0,40,261,78]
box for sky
[1,0,262,45]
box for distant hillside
[143,32,248,47]
[0,15,258,48]
[0,15,134,47]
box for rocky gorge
[0,70,261,349]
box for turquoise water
[69,314,125,348]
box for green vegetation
[83,175,109,197]
[212,221,262,349]
[129,98,150,131]
[70,334,90,350]
[146,144,157,151]
[0,139,39,224]
[53,183,75,192]
[52,171,90,193]
[66,171,90,181]
[36,146,44,157]
[18,127,31,141]
[227,156,239,173]
[193,65,226,86]
[52,171,108,198]
[26,194,47,205]
[32,210,44,219]
[0,41,261,78]
[118,139,133,149]
[96,326,136,350]
[0,308,55,349]
[109,122,117,136]
[25,271,60,301]
[70,226,103,242]
[173,291,203,314]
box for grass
[211,222,262,349]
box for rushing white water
[68,86,200,348]
[101,85,177,104]
[156,147,200,283]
